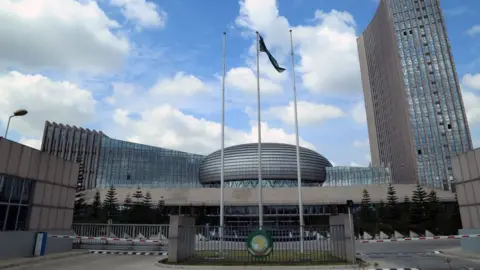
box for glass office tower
[357,0,472,190]
[41,121,204,189]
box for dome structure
[199,143,332,188]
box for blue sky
[0,0,479,167]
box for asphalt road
[357,239,480,269]
[6,254,162,270]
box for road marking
[88,250,168,256]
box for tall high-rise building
[357,0,472,190]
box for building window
[0,175,33,231]
[447,124,452,129]
[418,149,422,155]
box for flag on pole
[258,35,286,73]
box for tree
[385,184,400,231]
[425,190,440,233]
[410,184,427,233]
[376,200,391,234]
[155,197,167,224]
[133,187,143,203]
[142,191,154,223]
[359,188,374,235]
[91,190,102,222]
[103,185,119,221]
[386,184,398,207]
[73,155,87,221]
[400,196,411,233]
[130,187,144,223]
[121,193,133,223]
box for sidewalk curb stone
[154,261,360,269]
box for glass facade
[389,0,472,189]
[96,137,205,188]
[202,179,321,188]
[0,175,34,231]
[323,166,392,187]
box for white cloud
[462,73,480,90]
[113,108,130,127]
[467,25,480,37]
[18,137,42,149]
[105,83,136,105]
[365,153,371,162]
[264,101,344,126]
[463,91,480,126]
[225,67,282,95]
[351,101,367,124]
[110,0,166,29]
[150,72,209,96]
[235,0,361,94]
[0,0,129,73]
[353,139,369,148]
[112,104,315,155]
[104,72,219,117]
[474,140,480,149]
[0,71,96,137]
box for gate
[184,225,347,264]
[71,223,169,251]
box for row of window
[0,175,33,231]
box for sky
[1,0,480,167]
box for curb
[0,250,90,269]
[89,250,168,256]
[154,261,360,269]
[367,269,420,270]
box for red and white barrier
[48,235,164,244]
[359,234,480,244]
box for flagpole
[220,32,226,252]
[256,31,264,230]
[289,29,304,253]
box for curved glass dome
[199,143,332,187]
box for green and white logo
[246,230,273,257]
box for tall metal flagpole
[220,32,227,252]
[256,31,264,230]
[289,29,304,253]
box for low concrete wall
[167,216,195,263]
[45,230,74,255]
[0,230,74,260]
[329,214,355,263]
[0,231,37,260]
[459,228,480,253]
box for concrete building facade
[452,148,480,252]
[0,137,78,259]
[358,0,472,190]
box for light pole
[4,109,28,139]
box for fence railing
[184,225,347,264]
[70,223,348,264]
[71,223,169,251]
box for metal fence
[185,225,347,264]
[71,223,169,251]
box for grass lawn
[162,249,348,266]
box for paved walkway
[441,247,480,261]
[0,253,362,270]
[0,251,89,269]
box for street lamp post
[4,109,28,139]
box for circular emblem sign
[246,230,273,257]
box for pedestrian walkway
[0,251,89,269]
[440,247,480,261]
